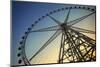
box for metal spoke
[48,15,61,25]
[70,26,95,34]
[64,8,71,23]
[67,12,95,26]
[29,25,60,33]
[58,32,64,63]
[29,30,62,61]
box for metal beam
[67,12,95,26]
[29,30,62,61]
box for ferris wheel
[16,4,96,66]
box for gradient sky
[11,1,96,65]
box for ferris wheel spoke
[29,30,62,61]
[48,15,61,25]
[64,8,71,23]
[67,12,95,26]
[70,26,95,34]
[29,25,60,33]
